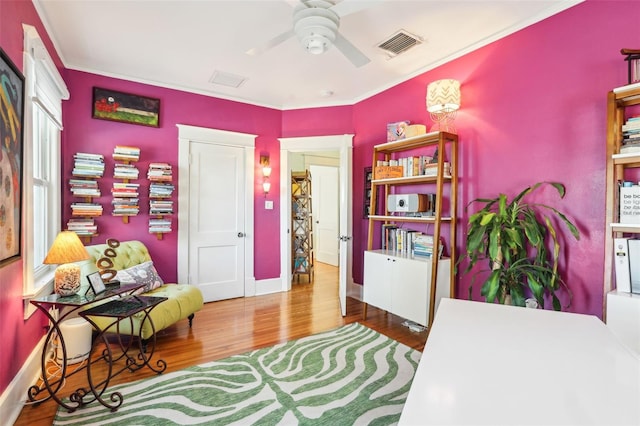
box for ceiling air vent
[377,30,423,57]
[209,71,247,88]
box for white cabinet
[363,250,451,326]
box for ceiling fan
[246,0,378,68]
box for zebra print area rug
[53,323,420,425]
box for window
[22,25,69,309]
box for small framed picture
[87,271,106,295]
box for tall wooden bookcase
[363,131,458,329]
[603,83,640,319]
[292,171,314,282]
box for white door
[188,142,245,302]
[310,165,339,266]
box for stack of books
[66,218,98,236]
[149,182,174,198]
[149,200,173,215]
[149,218,171,234]
[67,218,98,237]
[423,162,451,177]
[112,198,140,216]
[70,202,103,217]
[147,163,172,181]
[72,152,105,177]
[111,182,140,216]
[112,145,140,162]
[69,179,100,197]
[113,163,139,179]
[621,116,640,154]
[111,182,139,198]
[413,234,444,258]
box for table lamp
[43,231,90,296]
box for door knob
[237,232,245,238]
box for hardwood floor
[14,262,428,425]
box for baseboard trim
[0,335,45,426]
[349,282,363,301]
[255,277,283,296]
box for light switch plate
[265,200,273,210]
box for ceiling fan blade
[331,0,383,17]
[246,29,295,56]
[334,33,370,68]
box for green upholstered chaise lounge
[79,240,204,341]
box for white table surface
[399,298,640,425]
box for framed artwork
[87,271,107,295]
[0,48,25,266]
[92,87,160,127]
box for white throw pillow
[115,261,164,293]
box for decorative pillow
[115,261,164,293]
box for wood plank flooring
[14,262,428,425]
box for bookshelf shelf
[604,83,640,319]
[363,131,458,329]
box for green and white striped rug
[54,323,420,425]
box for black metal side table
[27,283,144,411]
[79,295,168,412]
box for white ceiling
[33,0,582,110]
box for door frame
[279,134,354,311]
[177,124,257,296]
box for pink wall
[349,0,640,316]
[0,0,66,397]
[62,71,283,283]
[2,0,640,397]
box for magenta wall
[349,0,640,316]
[62,71,283,283]
[3,0,640,397]
[0,0,66,397]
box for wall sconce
[260,155,271,196]
[426,79,461,133]
[622,48,640,84]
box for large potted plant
[459,182,580,310]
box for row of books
[621,116,640,154]
[381,224,444,258]
[72,152,105,178]
[376,158,451,177]
[112,145,140,162]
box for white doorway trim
[176,124,257,297]
[279,134,354,315]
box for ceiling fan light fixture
[305,36,328,54]
[293,2,339,55]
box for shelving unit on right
[363,131,458,330]
[603,83,640,337]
